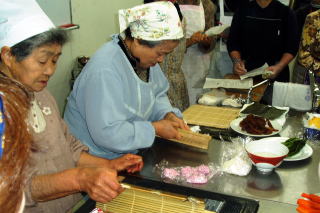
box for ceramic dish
[249,137,313,161]
[230,117,282,137]
[283,144,313,161]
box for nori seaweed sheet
[241,102,287,120]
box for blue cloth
[64,35,182,159]
[0,96,4,159]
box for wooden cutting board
[224,74,269,102]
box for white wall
[47,0,142,114]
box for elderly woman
[64,2,189,160]
[298,9,320,84]
[0,0,143,212]
[0,76,32,213]
[144,0,190,111]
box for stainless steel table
[136,112,320,212]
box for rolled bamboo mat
[168,129,211,150]
[97,184,214,213]
[183,105,240,129]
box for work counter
[73,111,319,213]
[135,111,320,212]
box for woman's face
[9,44,62,92]
[133,40,179,69]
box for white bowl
[245,139,289,174]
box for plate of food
[284,144,313,161]
[249,137,313,161]
[280,137,313,161]
[230,114,282,137]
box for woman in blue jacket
[64,2,189,159]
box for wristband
[232,58,242,64]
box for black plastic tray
[123,175,259,213]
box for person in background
[64,2,189,160]
[0,76,32,213]
[0,0,143,212]
[144,0,190,112]
[178,0,217,104]
[298,9,320,84]
[292,0,320,84]
[227,0,299,104]
[295,0,320,38]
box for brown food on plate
[239,114,278,135]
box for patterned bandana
[118,1,183,41]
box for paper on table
[204,24,230,36]
[240,63,269,80]
[203,78,253,89]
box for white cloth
[179,1,205,39]
[118,1,183,41]
[180,0,212,104]
[0,0,54,48]
[208,45,233,79]
[218,0,233,52]
[272,81,312,111]
[28,100,47,133]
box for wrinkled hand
[77,167,123,203]
[152,119,181,140]
[233,61,247,76]
[164,112,189,131]
[110,154,143,173]
[188,31,207,46]
[265,64,284,79]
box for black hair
[10,28,68,62]
[124,28,163,48]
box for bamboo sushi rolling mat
[169,129,211,150]
[183,105,241,129]
[96,184,214,213]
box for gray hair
[10,29,68,62]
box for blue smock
[64,35,182,159]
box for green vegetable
[282,138,307,157]
[241,102,287,120]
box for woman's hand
[152,119,181,140]
[233,60,247,75]
[109,154,143,173]
[164,112,189,130]
[77,167,123,203]
[265,63,284,79]
[187,31,207,47]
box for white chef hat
[0,0,55,49]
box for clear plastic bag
[220,136,252,176]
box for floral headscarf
[119,1,183,41]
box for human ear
[0,46,14,68]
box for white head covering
[0,0,55,49]
[118,1,183,41]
